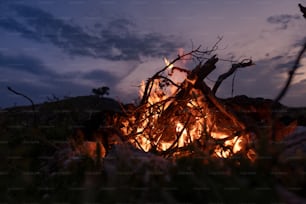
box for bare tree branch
[7,86,38,126]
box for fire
[124,54,255,160]
[214,136,243,158]
[176,122,189,147]
[163,57,174,71]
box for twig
[155,75,182,88]
[212,59,254,94]
[231,70,237,97]
[7,86,37,126]
[140,48,201,105]
[169,66,190,76]
[141,39,224,105]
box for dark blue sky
[0,0,305,108]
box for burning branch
[196,80,247,131]
[161,114,192,157]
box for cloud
[0,17,42,41]
[82,69,116,80]
[0,53,126,107]
[267,14,301,30]
[0,4,184,61]
[0,52,58,76]
[276,59,303,71]
[81,69,118,87]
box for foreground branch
[275,4,306,102]
[274,40,306,103]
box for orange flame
[163,57,174,71]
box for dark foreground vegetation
[1,95,306,203]
[2,4,306,203]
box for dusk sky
[1,0,306,108]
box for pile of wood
[117,51,297,159]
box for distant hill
[1,94,306,127]
[0,95,123,128]
[3,95,122,112]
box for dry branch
[140,40,222,105]
[189,55,218,82]
[7,86,37,126]
[212,59,254,94]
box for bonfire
[4,5,306,201]
[117,45,274,161]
